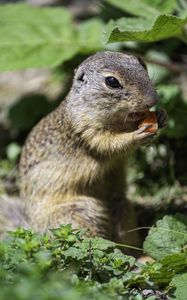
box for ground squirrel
[2,51,167,243]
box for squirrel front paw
[132,109,168,145]
[132,125,155,144]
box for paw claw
[136,124,152,135]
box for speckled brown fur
[13,52,167,244]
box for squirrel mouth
[126,111,148,122]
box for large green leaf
[106,0,177,18]
[170,273,187,300]
[143,214,187,260]
[104,14,187,43]
[77,19,104,53]
[0,4,79,71]
[0,5,106,72]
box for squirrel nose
[146,98,157,108]
[145,91,158,108]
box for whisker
[124,109,130,124]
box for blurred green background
[0,0,187,236]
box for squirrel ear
[136,56,147,71]
[74,67,86,83]
[77,72,85,82]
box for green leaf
[104,15,187,44]
[77,18,104,53]
[170,273,187,300]
[143,0,177,15]
[144,214,187,260]
[82,237,116,250]
[149,253,187,285]
[105,0,177,18]
[63,247,88,260]
[0,4,79,71]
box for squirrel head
[67,51,158,132]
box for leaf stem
[115,243,143,251]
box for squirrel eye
[105,76,122,89]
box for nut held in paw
[138,111,158,133]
